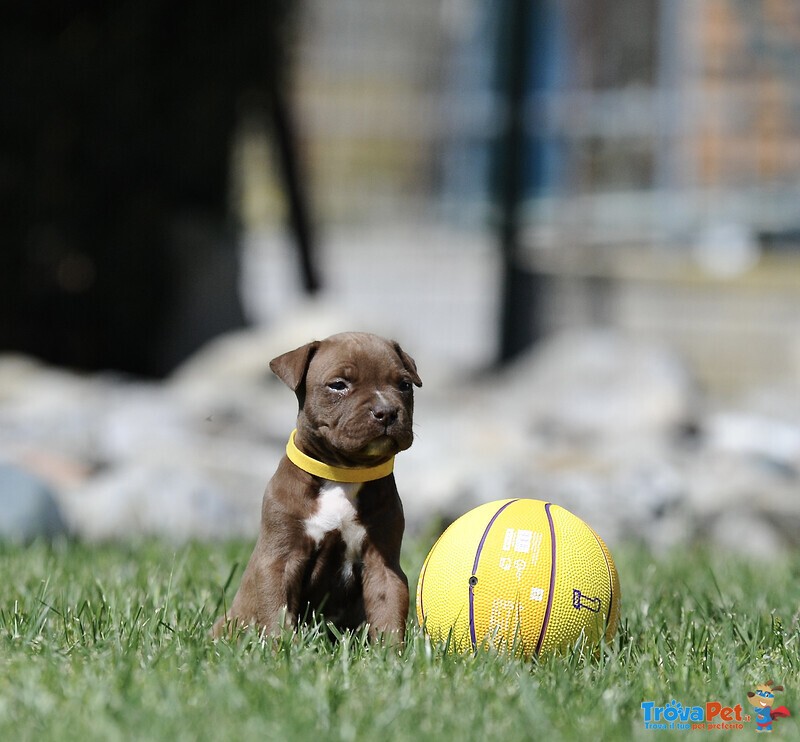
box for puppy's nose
[371,402,399,426]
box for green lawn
[1,537,798,741]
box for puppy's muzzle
[371,401,399,429]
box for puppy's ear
[392,342,422,387]
[269,341,320,392]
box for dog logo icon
[572,588,601,613]
[747,680,791,733]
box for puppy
[213,332,421,642]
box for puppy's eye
[327,380,349,392]
[398,379,413,393]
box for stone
[0,463,68,542]
[500,328,695,441]
[2,321,800,553]
[59,463,252,542]
[708,510,786,560]
[705,410,800,471]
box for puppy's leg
[212,548,308,638]
[361,543,409,644]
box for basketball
[416,499,620,658]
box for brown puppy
[213,332,421,642]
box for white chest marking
[304,481,366,568]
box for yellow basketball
[416,499,620,658]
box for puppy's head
[270,332,422,467]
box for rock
[0,354,48,403]
[2,321,800,553]
[169,299,358,399]
[0,359,102,461]
[707,510,786,560]
[741,382,800,424]
[59,463,253,542]
[0,463,68,542]
[705,411,800,471]
[501,329,695,441]
[684,449,796,516]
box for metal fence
[259,0,800,244]
[237,0,800,389]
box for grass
[1,537,799,741]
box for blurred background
[1,0,799,553]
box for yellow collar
[285,429,395,483]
